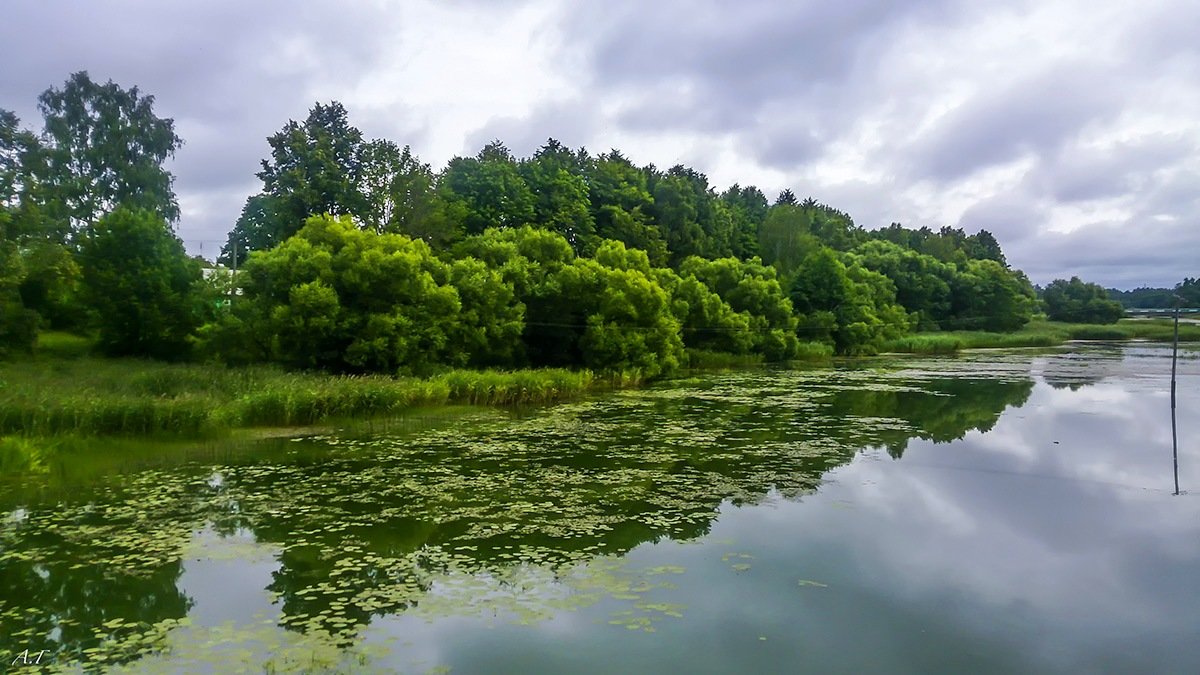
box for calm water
[1,343,1197,674]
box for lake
[2,343,1197,673]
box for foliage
[680,255,799,360]
[0,240,39,358]
[209,215,511,373]
[15,239,84,330]
[1042,277,1124,324]
[850,240,954,330]
[946,259,1035,332]
[871,223,1007,266]
[256,101,368,233]
[36,72,182,234]
[521,139,596,253]
[440,141,535,236]
[758,204,820,277]
[1108,280,1200,309]
[78,207,202,359]
[788,247,909,354]
[0,355,606,437]
[586,151,667,266]
[883,318,1200,353]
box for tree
[719,184,768,259]
[1042,277,1125,324]
[37,72,182,234]
[1175,278,1200,307]
[586,151,667,265]
[948,260,1035,331]
[758,204,820,277]
[257,101,368,237]
[0,109,53,241]
[520,139,596,253]
[788,247,909,354]
[453,228,683,376]
[439,141,535,235]
[850,240,955,330]
[965,229,1006,266]
[649,168,706,264]
[358,140,449,241]
[0,240,39,358]
[680,256,799,360]
[79,207,202,359]
[219,194,286,264]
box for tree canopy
[1043,277,1125,324]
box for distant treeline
[1107,279,1200,308]
[0,72,1162,373]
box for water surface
[1,343,1197,673]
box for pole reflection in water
[1171,300,1180,495]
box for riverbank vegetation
[883,318,1200,354]
[2,73,1195,438]
[0,345,610,436]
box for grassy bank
[1,337,623,437]
[884,319,1200,354]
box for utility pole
[230,241,238,307]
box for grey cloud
[1,0,404,251]
[1009,218,1200,288]
[955,194,1046,243]
[1031,134,1195,203]
[908,64,1124,182]
[750,126,823,171]
[463,100,601,159]
[559,0,972,154]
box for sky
[2,0,1197,288]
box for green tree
[789,247,909,354]
[1,109,57,241]
[37,72,182,234]
[758,204,820,277]
[79,207,202,359]
[718,184,768,259]
[947,260,1035,331]
[964,229,1006,265]
[520,139,596,253]
[210,215,523,373]
[586,151,667,265]
[454,228,682,376]
[257,101,368,237]
[16,240,83,330]
[358,140,451,242]
[219,194,286,265]
[850,240,955,330]
[439,141,535,235]
[680,256,799,360]
[1042,277,1125,324]
[649,169,704,264]
[0,240,39,358]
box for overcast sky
[2,0,1197,287]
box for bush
[78,207,203,359]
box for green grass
[883,319,1200,354]
[684,349,766,369]
[792,341,836,360]
[35,330,95,359]
[0,355,612,438]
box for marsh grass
[884,319,1200,354]
[684,349,765,369]
[0,357,610,438]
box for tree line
[1106,279,1200,309]
[1,73,1159,371]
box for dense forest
[1,73,1184,373]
